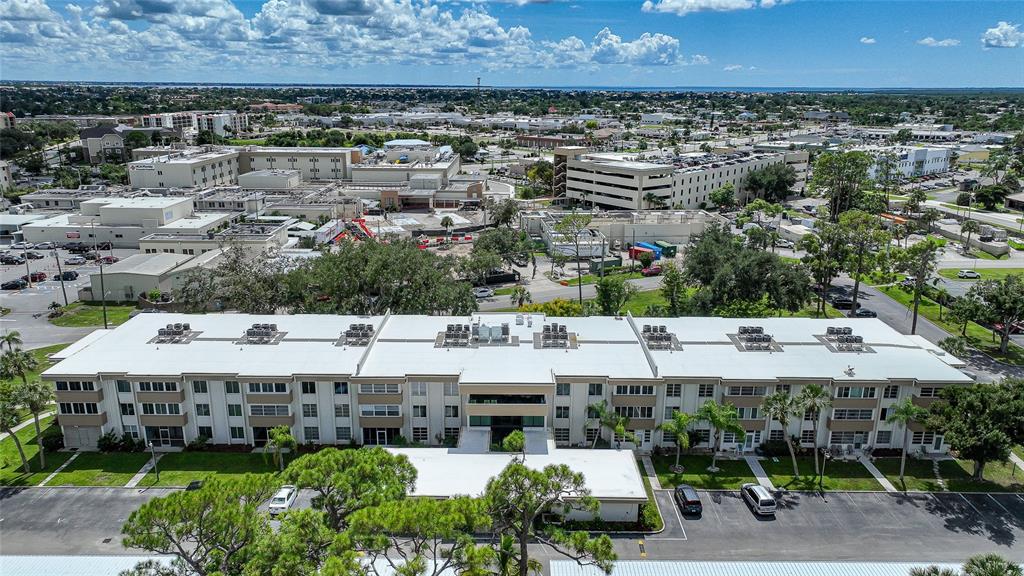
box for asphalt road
[3,486,1022,563]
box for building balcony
[912,395,938,408]
[832,397,879,409]
[55,389,103,403]
[139,412,189,427]
[465,403,548,418]
[58,412,107,427]
[739,419,767,432]
[827,418,875,432]
[245,390,293,404]
[136,390,185,403]
[722,395,765,408]
[610,395,656,407]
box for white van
[741,483,777,516]
[268,485,297,516]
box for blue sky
[0,0,1022,87]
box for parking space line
[667,493,687,541]
[988,494,1011,516]
[959,493,983,516]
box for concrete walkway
[859,455,898,493]
[1010,452,1024,474]
[124,454,163,488]
[37,452,79,487]
[640,455,662,489]
[0,410,55,442]
[744,455,776,490]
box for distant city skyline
[0,0,1022,88]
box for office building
[128,149,240,189]
[196,112,249,137]
[855,145,952,179]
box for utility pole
[91,220,108,329]
[22,245,32,287]
[52,250,68,306]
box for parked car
[95,241,112,250]
[21,272,47,282]
[673,484,703,515]
[774,238,794,249]
[268,485,298,516]
[53,271,79,281]
[83,251,100,261]
[472,287,495,299]
[34,241,56,250]
[185,480,204,491]
[64,255,87,265]
[99,255,120,265]
[24,251,44,260]
[740,483,777,516]
[830,297,861,311]
[2,279,28,290]
[10,241,34,250]
[994,322,1024,335]
[63,242,86,252]
[641,265,663,277]
[1,254,25,265]
[852,308,877,318]
[956,270,981,279]
[900,276,917,288]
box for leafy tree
[21,379,53,469]
[244,508,359,576]
[124,131,153,151]
[1,330,22,351]
[894,238,942,334]
[905,188,928,214]
[708,183,736,210]
[797,384,832,477]
[483,460,616,576]
[949,293,985,337]
[636,250,654,269]
[518,298,584,317]
[265,425,296,472]
[121,475,277,576]
[810,151,872,222]
[657,410,696,469]
[955,191,973,214]
[928,380,1024,480]
[873,150,901,208]
[585,400,612,449]
[461,249,503,286]
[969,274,1024,354]
[695,400,745,472]
[659,262,689,317]
[594,275,637,316]
[555,213,594,305]
[213,244,289,314]
[973,185,1009,211]
[919,208,942,234]
[743,163,797,203]
[173,268,216,313]
[526,160,554,194]
[99,163,128,184]
[886,398,929,487]
[961,219,981,248]
[501,430,526,460]
[961,554,1023,576]
[440,215,454,240]
[473,228,531,268]
[489,198,520,229]
[0,381,30,473]
[761,391,801,478]
[838,209,890,315]
[938,336,969,359]
[457,140,479,160]
[799,222,848,317]
[284,447,417,530]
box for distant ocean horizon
[4,80,1023,93]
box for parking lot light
[51,250,68,306]
[148,441,159,483]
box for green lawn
[651,454,756,490]
[926,235,948,248]
[50,302,136,327]
[493,287,515,296]
[761,456,882,491]
[225,138,267,145]
[873,457,946,492]
[45,452,152,486]
[0,415,74,486]
[877,285,1024,365]
[940,459,1024,493]
[142,452,279,487]
[638,465,664,531]
[621,289,669,316]
[1009,239,1024,251]
[560,271,644,286]
[1,343,70,389]
[937,268,1024,281]
[969,249,1010,261]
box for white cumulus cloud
[859,37,875,44]
[723,63,744,71]
[982,21,1023,48]
[641,0,788,16]
[917,37,959,47]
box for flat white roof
[386,445,646,501]
[82,197,189,209]
[156,212,234,230]
[101,252,194,276]
[0,556,173,576]
[550,561,962,576]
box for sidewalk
[125,454,163,488]
[744,455,776,491]
[37,452,79,487]
[0,411,55,442]
[1011,452,1024,475]
[640,455,662,489]
[859,455,898,493]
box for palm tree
[910,568,959,576]
[961,219,980,251]
[962,554,1023,576]
[0,385,31,473]
[586,400,610,449]
[509,286,532,308]
[657,409,696,470]
[21,380,54,468]
[0,331,22,351]
[886,398,929,488]
[265,425,297,472]
[937,336,968,359]
[761,391,801,478]
[1,349,39,388]
[797,384,832,477]
[440,215,454,243]
[696,400,745,472]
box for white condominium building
[855,145,952,180]
[128,149,240,189]
[45,313,968,459]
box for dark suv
[674,484,703,515]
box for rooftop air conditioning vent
[149,322,200,344]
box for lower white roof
[550,561,963,576]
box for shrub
[641,501,661,531]
[42,428,64,452]
[97,430,121,452]
[185,436,209,451]
[759,439,792,458]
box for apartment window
[737,407,760,419]
[830,431,869,445]
[698,384,714,397]
[336,427,352,442]
[803,408,819,421]
[615,385,654,395]
[225,381,240,394]
[588,383,603,396]
[832,409,873,420]
[120,403,135,416]
[360,405,400,417]
[412,427,429,443]
[554,428,570,444]
[614,406,653,419]
[912,431,936,445]
[55,381,95,391]
[250,405,289,417]
[444,427,460,442]
[662,431,677,444]
[775,384,792,395]
[876,430,892,445]
[192,381,208,394]
[835,386,876,399]
[883,385,900,399]
[228,404,242,417]
[230,426,245,440]
[334,404,350,418]
[198,426,213,439]
[879,407,889,421]
[918,387,941,398]
[665,406,680,419]
[196,403,211,417]
[722,431,739,444]
[693,429,711,444]
[410,382,427,396]
[728,386,766,396]
[444,405,459,418]
[141,403,180,415]
[304,427,320,441]
[116,380,131,393]
[413,405,427,418]
[555,406,570,419]
[302,404,318,418]
[586,428,600,443]
[665,383,682,397]
[360,383,400,395]
[769,430,785,442]
[248,382,287,394]
[333,381,349,395]
[301,381,316,394]
[139,381,177,392]
[444,383,459,397]
[555,383,571,396]
[800,429,817,445]
[123,425,140,439]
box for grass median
[939,459,1024,493]
[937,268,1024,281]
[873,458,944,492]
[49,302,136,327]
[652,455,756,490]
[761,456,882,491]
[45,452,152,486]
[142,452,279,487]
[0,415,73,486]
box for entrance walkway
[640,455,662,489]
[859,455,898,493]
[125,454,163,488]
[1011,452,1024,475]
[37,452,79,487]
[744,455,776,491]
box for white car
[956,270,981,279]
[64,255,87,265]
[268,485,297,516]
[472,287,495,299]
[34,242,56,250]
[10,242,34,250]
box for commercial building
[141,112,196,133]
[558,147,808,210]
[196,112,249,136]
[45,313,969,465]
[128,149,240,189]
[0,160,12,192]
[80,124,172,164]
[83,250,223,302]
[237,146,357,181]
[138,219,293,256]
[521,209,721,248]
[855,145,952,179]
[351,144,459,185]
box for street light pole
[149,441,160,483]
[22,245,32,287]
[52,250,68,306]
